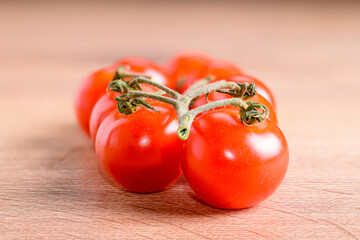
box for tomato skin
[89,91,119,143]
[75,65,118,136]
[192,93,278,124]
[75,57,172,136]
[95,100,182,193]
[166,52,213,93]
[182,109,288,209]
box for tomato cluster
[74,52,289,209]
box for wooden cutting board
[1,1,359,239]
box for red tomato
[182,108,289,209]
[192,92,278,124]
[166,52,213,93]
[89,85,158,143]
[228,75,277,110]
[95,100,182,193]
[206,59,244,80]
[75,57,172,136]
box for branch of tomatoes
[75,53,288,209]
[108,67,269,140]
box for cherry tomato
[75,57,172,136]
[166,52,213,93]
[89,84,158,143]
[192,92,278,124]
[95,100,182,193]
[182,108,289,209]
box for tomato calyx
[216,82,257,100]
[115,96,161,115]
[239,102,269,126]
[108,67,179,115]
[108,79,134,93]
[108,67,269,140]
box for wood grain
[0,1,359,239]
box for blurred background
[1,0,359,138]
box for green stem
[129,77,183,100]
[125,91,181,108]
[177,98,249,140]
[115,74,269,141]
[183,80,240,104]
[182,76,213,95]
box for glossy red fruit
[182,108,289,209]
[166,52,213,93]
[95,100,182,193]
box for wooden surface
[1,1,359,239]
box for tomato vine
[109,67,269,140]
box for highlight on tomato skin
[166,51,213,93]
[75,57,174,137]
[181,108,289,209]
[95,100,183,193]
